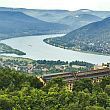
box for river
[0,34,110,64]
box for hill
[44,17,110,55]
[0,11,69,40]
[0,7,71,24]
[72,9,110,18]
[0,7,110,31]
[58,13,102,30]
[22,9,110,30]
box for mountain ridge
[0,11,69,40]
[44,17,110,55]
[0,7,110,31]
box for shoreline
[0,33,65,57]
[0,33,67,41]
[44,40,110,57]
[0,34,109,64]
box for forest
[0,67,110,110]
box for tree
[100,77,110,90]
[105,85,110,96]
[97,92,108,108]
[73,78,93,93]
[66,102,80,110]
[78,91,90,109]
[85,106,105,110]
[93,83,103,94]
[43,78,67,93]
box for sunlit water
[0,34,110,64]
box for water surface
[1,34,110,64]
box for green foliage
[69,61,94,68]
[37,60,68,65]
[97,92,108,108]
[73,79,93,93]
[0,67,43,90]
[43,78,67,93]
[85,106,105,110]
[0,43,26,55]
[0,67,110,110]
[100,77,110,90]
[105,85,110,96]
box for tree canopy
[0,67,110,110]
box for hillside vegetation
[0,43,26,55]
[44,17,110,55]
[0,68,110,110]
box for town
[0,55,96,75]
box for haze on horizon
[0,0,110,11]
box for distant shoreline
[0,32,67,41]
[43,39,110,57]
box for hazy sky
[0,0,110,11]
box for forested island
[0,43,26,55]
[0,68,110,110]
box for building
[41,68,110,91]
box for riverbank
[0,34,110,64]
[43,39,110,57]
[0,43,26,55]
[0,55,94,75]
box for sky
[0,0,110,11]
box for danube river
[0,34,110,64]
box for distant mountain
[0,7,110,40]
[72,9,110,18]
[0,7,70,23]
[22,9,110,23]
[22,9,70,23]
[56,9,110,30]
[22,9,110,30]
[0,11,69,40]
[44,17,110,55]
[0,7,110,31]
[58,14,102,30]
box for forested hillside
[44,17,110,55]
[0,68,110,110]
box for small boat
[28,45,32,47]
